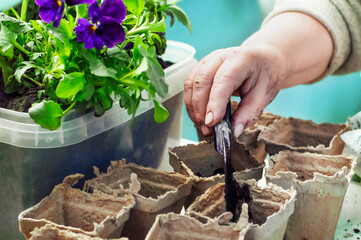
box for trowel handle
[214,101,232,154]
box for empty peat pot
[28,224,129,240]
[340,129,361,176]
[265,150,356,240]
[18,174,135,240]
[186,181,296,240]
[169,140,265,208]
[237,112,281,162]
[145,209,250,240]
[258,117,346,155]
[84,160,193,240]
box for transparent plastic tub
[0,40,196,240]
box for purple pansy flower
[74,0,126,50]
[35,0,93,27]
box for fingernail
[205,112,213,125]
[201,125,211,136]
[234,123,244,138]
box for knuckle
[184,78,194,90]
[194,75,212,89]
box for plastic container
[0,41,196,240]
[265,150,355,240]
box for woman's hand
[184,12,333,137]
[184,44,287,137]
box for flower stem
[62,101,78,115]
[10,8,21,20]
[11,39,30,55]
[23,74,43,87]
[21,0,29,21]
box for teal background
[165,0,361,142]
[0,0,22,11]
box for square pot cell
[265,151,356,240]
[145,210,250,240]
[169,140,265,208]
[28,224,128,240]
[186,180,296,240]
[258,117,346,155]
[18,174,135,240]
[84,160,193,240]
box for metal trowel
[214,101,253,222]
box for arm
[184,12,333,137]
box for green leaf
[75,79,94,101]
[107,47,130,61]
[0,56,13,83]
[0,13,32,34]
[46,19,72,44]
[76,4,88,19]
[80,49,117,78]
[146,57,168,98]
[153,101,169,123]
[166,5,192,33]
[123,0,145,17]
[56,72,86,99]
[95,87,113,110]
[134,57,148,75]
[14,61,37,83]
[0,23,16,52]
[29,100,64,130]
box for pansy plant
[0,0,191,130]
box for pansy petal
[38,1,64,25]
[52,3,65,27]
[88,1,102,23]
[100,0,126,23]
[65,0,94,6]
[35,0,59,6]
[75,18,94,42]
[97,17,125,48]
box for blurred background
[165,0,361,142]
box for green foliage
[0,0,192,130]
[29,100,63,130]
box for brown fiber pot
[265,151,356,240]
[258,117,346,155]
[197,106,280,163]
[186,180,296,240]
[18,174,135,240]
[145,209,250,240]
[84,160,193,240]
[28,224,128,240]
[169,140,265,208]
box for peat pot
[145,210,250,240]
[186,181,296,240]
[258,117,346,155]
[169,139,265,208]
[84,160,193,240]
[265,150,355,240]
[18,174,135,240]
[26,224,128,240]
[0,41,196,239]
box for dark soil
[157,57,174,69]
[0,87,39,112]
